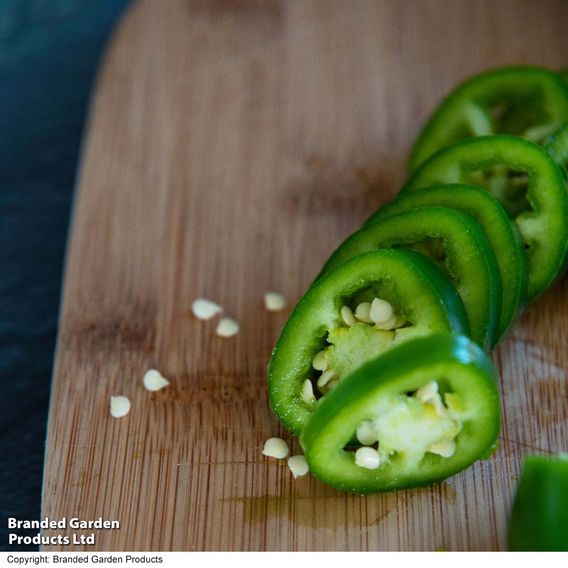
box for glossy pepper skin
[403,135,568,302]
[545,123,568,173]
[366,184,527,342]
[300,334,500,494]
[268,249,469,436]
[410,66,568,170]
[508,455,568,551]
[319,206,502,349]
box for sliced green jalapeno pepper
[403,135,568,301]
[268,249,469,436]
[410,66,568,170]
[544,122,568,173]
[508,455,568,551]
[319,206,502,349]
[300,334,500,494]
[365,184,527,341]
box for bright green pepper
[508,455,568,551]
[403,135,568,301]
[365,184,527,341]
[544,122,568,174]
[410,66,568,170]
[319,206,502,349]
[300,334,500,494]
[268,249,469,436]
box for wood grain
[41,0,568,551]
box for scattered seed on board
[216,318,239,337]
[262,437,289,459]
[288,455,309,478]
[264,292,287,311]
[110,396,131,418]
[143,369,170,392]
[192,298,222,320]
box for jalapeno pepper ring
[544,122,568,173]
[319,206,502,349]
[366,184,527,341]
[410,65,568,170]
[508,455,568,551]
[403,135,568,301]
[300,334,500,494]
[268,249,469,436]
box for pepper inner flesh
[466,166,531,218]
[351,381,463,470]
[486,92,553,137]
[302,291,413,404]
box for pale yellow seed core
[428,439,457,458]
[353,381,462,470]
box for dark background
[0,0,130,551]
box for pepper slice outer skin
[318,205,502,350]
[410,65,568,170]
[403,135,568,302]
[366,184,528,342]
[268,248,469,436]
[300,333,501,494]
[508,455,568,551]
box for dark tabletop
[0,0,130,551]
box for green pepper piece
[508,455,568,551]
[410,66,568,170]
[403,135,568,302]
[544,122,568,174]
[300,334,500,494]
[269,249,469,436]
[319,206,501,349]
[365,184,527,342]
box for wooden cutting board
[41,0,568,551]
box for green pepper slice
[365,184,527,341]
[544,122,568,174]
[410,66,568,170]
[268,249,469,436]
[319,206,501,349]
[508,455,568,551]
[300,334,500,494]
[403,135,568,301]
